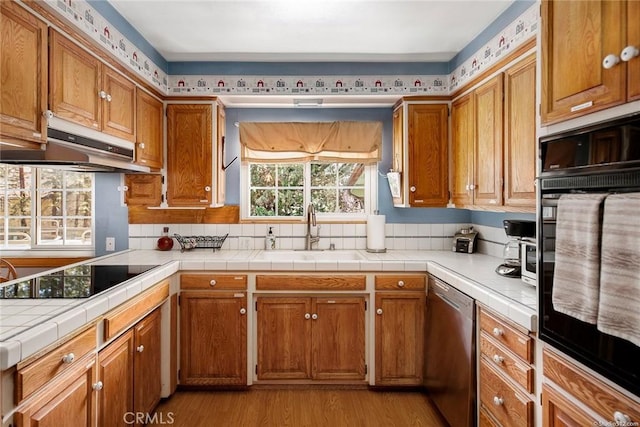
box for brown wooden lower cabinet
[374,291,424,386]
[180,291,247,385]
[15,355,97,427]
[134,309,162,415]
[256,296,366,381]
[542,384,597,427]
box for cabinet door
[124,174,162,206]
[312,297,366,380]
[15,356,97,427]
[542,385,597,427]
[628,0,640,102]
[541,0,626,124]
[49,30,102,130]
[407,104,448,207]
[375,292,425,385]
[133,309,161,416]
[0,1,47,144]
[474,74,503,207]
[257,297,312,380]
[180,292,247,385]
[504,54,537,208]
[391,106,405,206]
[136,91,163,169]
[215,105,226,205]
[102,67,136,141]
[98,330,133,427]
[166,104,213,206]
[451,94,474,207]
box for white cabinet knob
[136,345,144,353]
[465,184,470,191]
[205,186,211,192]
[311,313,318,320]
[106,94,112,102]
[98,90,107,99]
[240,308,246,315]
[92,381,104,391]
[304,313,311,320]
[492,327,504,337]
[469,184,475,190]
[61,353,75,364]
[492,354,504,364]
[397,280,405,288]
[376,308,383,315]
[493,396,504,406]
[209,279,217,287]
[613,411,631,424]
[603,53,620,69]
[620,45,640,62]
[139,143,145,149]
[410,186,416,192]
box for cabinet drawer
[375,275,425,290]
[479,309,533,363]
[479,407,500,427]
[480,332,534,393]
[256,275,366,290]
[16,325,96,403]
[543,349,640,423]
[480,360,534,427]
[181,274,247,290]
[104,280,169,340]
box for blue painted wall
[94,173,129,256]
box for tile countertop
[0,249,537,370]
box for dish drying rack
[174,234,228,252]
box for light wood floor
[148,389,448,427]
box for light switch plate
[106,237,115,251]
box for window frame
[240,161,378,222]
[0,165,95,251]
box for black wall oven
[538,113,640,397]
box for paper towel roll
[366,214,386,252]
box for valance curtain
[239,121,382,164]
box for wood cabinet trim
[103,280,169,340]
[256,275,366,291]
[542,384,599,427]
[180,274,247,290]
[374,274,426,290]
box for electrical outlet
[106,237,115,251]
[239,236,251,250]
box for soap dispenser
[265,227,276,250]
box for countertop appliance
[452,226,478,253]
[520,240,537,286]
[539,112,640,397]
[495,219,535,278]
[0,264,159,299]
[424,275,475,427]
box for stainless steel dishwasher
[424,275,476,427]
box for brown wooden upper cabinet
[135,90,163,170]
[49,30,136,142]
[541,0,640,124]
[451,55,536,211]
[391,102,448,207]
[0,1,48,147]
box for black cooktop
[0,264,159,299]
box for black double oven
[538,113,640,397]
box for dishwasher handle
[429,277,474,320]
[435,292,460,311]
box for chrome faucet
[305,203,320,250]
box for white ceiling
[108,0,514,106]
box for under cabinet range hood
[0,114,150,173]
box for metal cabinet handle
[397,280,405,288]
[492,354,504,364]
[493,396,504,406]
[376,308,383,315]
[240,308,246,315]
[92,381,104,391]
[304,313,311,320]
[311,313,318,320]
[620,46,639,62]
[62,353,75,364]
[209,279,217,287]
[137,345,144,353]
[492,327,504,337]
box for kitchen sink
[254,250,364,261]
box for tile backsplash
[129,223,508,256]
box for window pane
[8,192,31,215]
[40,218,62,242]
[338,163,365,187]
[277,164,303,187]
[65,171,92,189]
[38,276,64,298]
[7,217,31,244]
[40,190,63,216]
[0,195,4,216]
[65,218,92,244]
[39,169,63,189]
[250,164,275,186]
[339,189,365,213]
[311,163,337,186]
[277,189,304,216]
[251,189,276,216]
[65,191,92,216]
[5,166,32,190]
[311,189,337,213]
